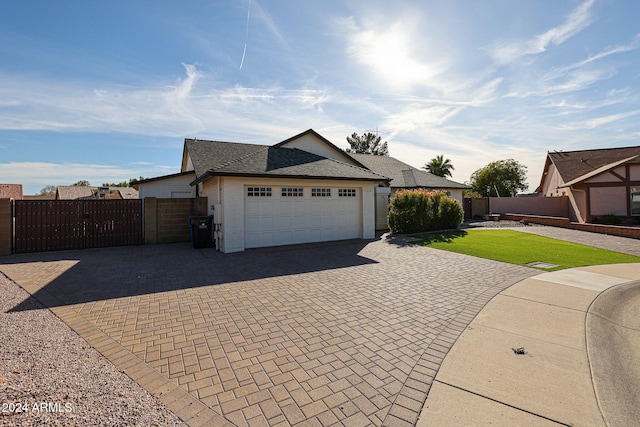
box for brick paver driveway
[0,235,537,426]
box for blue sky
[2,0,640,194]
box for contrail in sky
[239,0,252,70]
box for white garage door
[245,186,361,248]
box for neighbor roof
[349,153,470,189]
[56,186,95,200]
[548,146,640,183]
[192,145,389,184]
[55,186,139,200]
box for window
[247,187,272,197]
[282,188,303,197]
[632,187,640,215]
[338,189,356,197]
[311,188,331,197]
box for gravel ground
[0,273,187,427]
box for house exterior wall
[630,164,640,181]
[569,186,587,222]
[589,187,627,216]
[585,166,626,183]
[541,164,566,196]
[137,174,196,199]
[201,176,377,253]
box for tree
[470,159,528,197]
[102,177,145,187]
[38,185,57,196]
[423,154,454,178]
[346,132,389,156]
[73,180,91,186]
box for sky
[2,0,640,195]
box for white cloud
[0,161,176,194]
[487,0,596,65]
[0,64,336,139]
[557,109,640,131]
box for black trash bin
[188,216,213,248]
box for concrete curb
[586,280,640,427]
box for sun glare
[349,21,445,90]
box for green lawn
[415,229,640,271]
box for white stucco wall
[201,176,377,253]
[137,173,196,199]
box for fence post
[0,199,13,255]
[144,197,158,245]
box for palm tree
[423,155,454,178]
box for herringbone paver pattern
[1,235,539,426]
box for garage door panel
[245,186,361,249]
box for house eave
[191,171,390,186]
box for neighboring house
[136,129,390,252]
[348,154,470,205]
[132,172,196,199]
[0,184,23,200]
[55,186,139,200]
[537,146,640,223]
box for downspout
[213,177,223,251]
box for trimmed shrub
[388,189,464,234]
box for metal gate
[14,200,143,253]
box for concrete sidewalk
[417,263,640,427]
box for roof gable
[273,129,365,167]
[548,146,640,184]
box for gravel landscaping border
[0,272,187,427]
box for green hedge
[388,189,464,234]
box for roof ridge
[322,154,390,180]
[550,145,640,155]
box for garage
[245,185,362,248]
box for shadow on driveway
[2,239,377,312]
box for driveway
[0,235,539,426]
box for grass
[415,229,640,271]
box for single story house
[135,129,390,252]
[537,146,640,223]
[56,186,139,200]
[348,153,470,204]
[0,184,23,200]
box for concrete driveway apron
[0,235,536,426]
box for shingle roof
[185,138,389,183]
[55,186,139,200]
[116,187,139,199]
[549,146,640,183]
[348,153,470,189]
[56,186,95,200]
[184,139,266,178]
[192,145,388,183]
